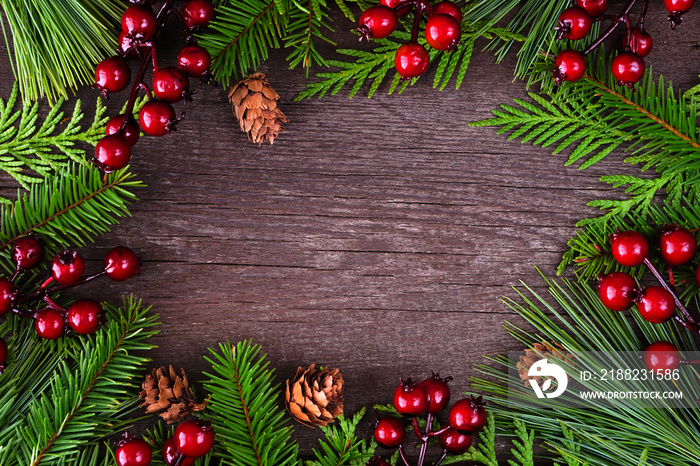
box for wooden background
[0,1,699,462]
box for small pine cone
[228,73,287,145]
[285,364,344,428]
[516,342,575,387]
[139,365,206,424]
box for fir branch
[284,0,336,75]
[202,340,299,466]
[305,407,377,466]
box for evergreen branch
[284,0,336,75]
[305,408,377,466]
[202,340,298,466]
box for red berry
[643,341,681,372]
[448,396,487,435]
[597,272,637,312]
[373,417,405,448]
[118,31,139,58]
[393,378,428,416]
[610,230,648,267]
[611,52,645,86]
[116,438,153,466]
[68,300,103,335]
[660,227,697,266]
[153,67,190,103]
[575,0,608,16]
[95,134,132,173]
[139,100,177,137]
[357,6,398,40]
[106,115,140,147]
[432,1,462,23]
[0,338,7,366]
[104,246,142,281]
[178,45,212,77]
[557,7,592,41]
[380,0,410,17]
[121,5,158,41]
[95,56,131,96]
[438,426,472,455]
[12,235,44,271]
[35,309,65,340]
[664,0,695,13]
[174,419,215,458]
[182,0,215,29]
[163,436,196,466]
[628,28,653,58]
[553,50,585,84]
[425,14,461,51]
[419,373,451,414]
[51,250,85,286]
[366,458,392,466]
[394,43,430,79]
[637,286,676,324]
[696,264,700,287]
[0,278,17,316]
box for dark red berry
[575,0,608,16]
[118,31,139,57]
[438,426,472,455]
[366,457,392,466]
[95,134,132,172]
[139,100,177,137]
[153,67,190,103]
[380,0,410,17]
[419,373,452,414]
[182,0,215,29]
[394,43,430,79]
[0,338,7,366]
[0,278,17,316]
[449,396,487,435]
[425,14,461,51]
[553,50,585,84]
[116,438,153,466]
[35,309,65,340]
[106,115,140,147]
[95,56,131,96]
[393,378,428,416]
[373,417,405,448]
[51,250,85,286]
[610,230,648,267]
[174,419,215,458]
[178,45,212,77]
[12,235,44,271]
[556,7,592,41]
[356,6,398,41]
[696,264,700,287]
[163,436,196,466]
[637,286,676,324]
[68,300,103,335]
[660,227,697,266]
[611,52,645,86]
[432,1,462,23]
[104,246,142,281]
[643,341,681,372]
[664,0,694,28]
[628,28,653,58]
[597,272,637,312]
[121,5,158,41]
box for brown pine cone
[139,365,206,424]
[228,73,287,145]
[516,342,575,387]
[285,364,344,428]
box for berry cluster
[0,235,141,373]
[355,0,462,80]
[115,419,214,466]
[553,0,694,87]
[93,0,215,172]
[369,373,486,466]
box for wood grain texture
[0,1,699,462]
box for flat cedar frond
[202,340,298,466]
[284,0,336,75]
[0,296,159,466]
[305,407,377,466]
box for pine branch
[284,0,336,75]
[305,407,377,466]
[202,340,299,466]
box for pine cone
[228,73,287,145]
[285,364,344,427]
[516,342,575,387]
[139,366,205,423]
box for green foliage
[284,0,336,75]
[305,407,377,466]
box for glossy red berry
[438,427,472,455]
[637,286,676,324]
[182,0,215,29]
[95,57,131,96]
[153,67,190,103]
[448,396,487,435]
[665,0,694,28]
[373,417,405,448]
[597,272,637,312]
[121,5,158,41]
[425,14,461,51]
[660,227,697,266]
[575,0,608,16]
[628,28,653,58]
[104,246,142,281]
[51,250,85,286]
[393,378,428,416]
[553,50,585,84]
[611,52,645,86]
[556,7,592,41]
[643,341,681,372]
[419,373,451,414]
[394,43,430,79]
[139,100,177,137]
[174,419,215,458]
[380,0,410,17]
[432,1,462,23]
[35,309,65,340]
[178,45,212,77]
[0,278,17,316]
[95,134,132,172]
[68,300,103,335]
[12,236,44,271]
[162,436,196,466]
[115,438,153,466]
[610,230,648,267]
[357,6,398,41]
[106,115,140,147]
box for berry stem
[398,445,411,466]
[15,270,107,305]
[416,413,432,466]
[643,257,698,330]
[434,450,448,466]
[43,294,67,313]
[173,454,185,466]
[583,0,638,55]
[637,0,648,30]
